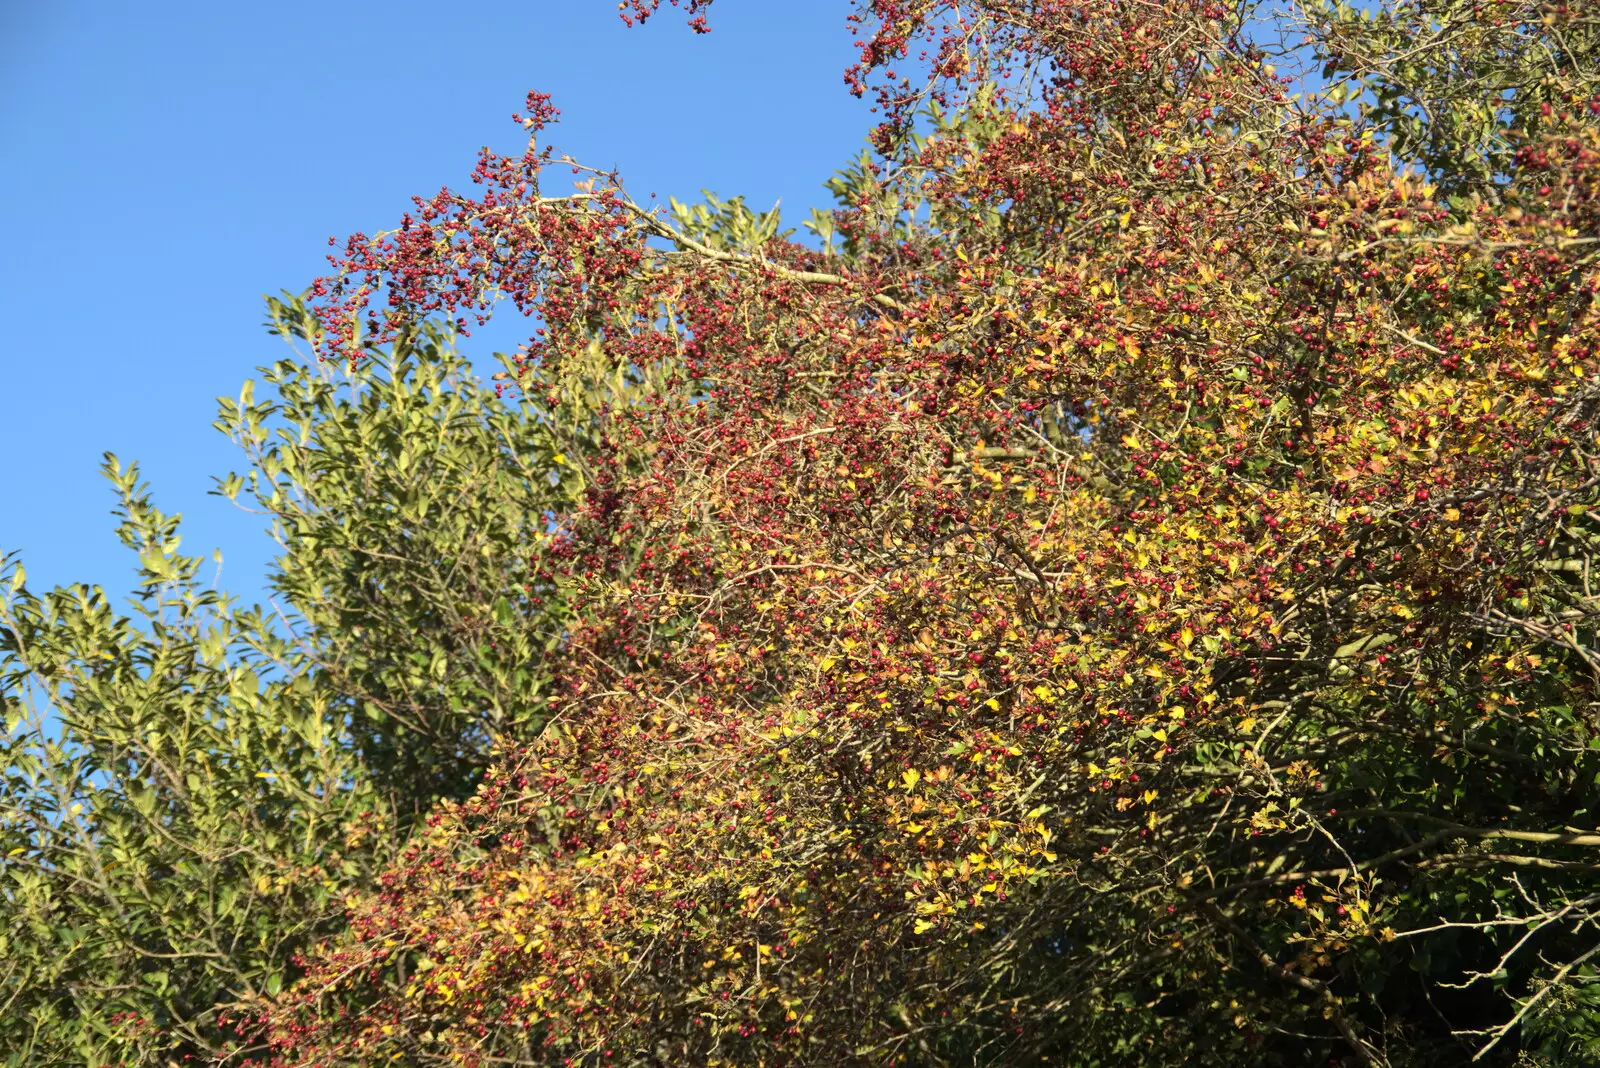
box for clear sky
[0,1,871,604]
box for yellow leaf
[902,768,922,792]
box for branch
[1472,941,1600,1062]
[1331,810,1600,848]
[621,201,910,312]
[1201,902,1389,1067]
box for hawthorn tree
[253,1,1600,1065]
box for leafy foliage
[0,458,394,1065]
[255,2,1600,1065]
[220,306,572,810]
[1307,0,1600,199]
[8,1,1600,1065]
[0,322,586,1063]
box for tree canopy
[5,1,1600,1065]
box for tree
[0,317,593,1064]
[0,453,398,1065]
[7,0,1600,1064]
[256,1,1600,1064]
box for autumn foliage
[8,1,1600,1066]
[244,2,1600,1063]
[257,1,1600,1064]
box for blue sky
[0,1,871,603]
